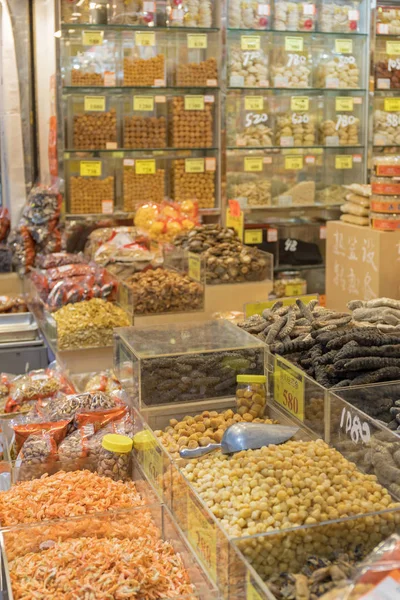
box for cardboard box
[326,221,400,311]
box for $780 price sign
[274,355,305,421]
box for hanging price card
[241,35,260,50]
[245,96,264,111]
[335,155,353,169]
[244,157,263,172]
[384,98,400,112]
[188,252,202,281]
[184,96,205,110]
[285,37,304,52]
[82,30,103,45]
[84,96,105,111]
[134,96,154,111]
[285,156,303,170]
[291,96,309,111]
[244,229,263,244]
[187,33,207,48]
[185,158,204,173]
[387,41,400,55]
[135,31,155,46]
[187,496,217,579]
[80,161,101,177]
[335,97,354,111]
[274,355,305,421]
[335,39,353,54]
[135,159,156,174]
[247,574,264,600]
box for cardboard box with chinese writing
[326,220,400,312]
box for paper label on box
[335,97,354,111]
[305,154,315,164]
[385,98,400,111]
[142,440,163,497]
[291,96,309,111]
[335,39,353,54]
[134,96,154,111]
[171,8,184,20]
[280,136,294,147]
[377,23,389,34]
[326,76,340,88]
[245,96,264,111]
[135,31,155,46]
[378,78,391,89]
[205,157,216,171]
[244,157,263,171]
[285,156,303,170]
[335,155,353,169]
[84,96,105,111]
[80,161,101,177]
[143,1,155,11]
[187,33,207,49]
[206,78,217,86]
[387,41,400,55]
[102,200,113,214]
[241,35,260,50]
[226,208,244,240]
[204,95,214,103]
[184,96,204,110]
[326,135,340,146]
[154,79,166,87]
[274,355,305,421]
[104,72,116,87]
[185,158,204,173]
[372,182,400,195]
[320,225,327,239]
[188,252,202,281]
[348,9,359,20]
[155,95,166,103]
[257,3,270,15]
[285,36,304,52]
[267,227,278,242]
[124,159,135,167]
[244,229,263,244]
[82,30,103,45]
[353,154,362,163]
[230,75,244,87]
[135,159,156,175]
[274,75,288,87]
[376,164,400,176]
[303,3,315,14]
[371,199,400,213]
[372,217,400,231]
[237,197,248,209]
[278,195,293,206]
[187,496,217,580]
[106,142,118,150]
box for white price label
[292,112,309,125]
[339,407,371,445]
[287,53,306,68]
[245,112,268,127]
[335,114,356,130]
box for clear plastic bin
[319,93,363,146]
[375,36,400,91]
[373,96,400,146]
[166,0,214,27]
[122,92,167,149]
[169,94,216,148]
[226,92,273,147]
[65,157,116,215]
[65,94,119,150]
[274,94,317,146]
[377,5,400,35]
[270,34,312,88]
[273,0,317,32]
[227,152,273,207]
[122,157,166,211]
[228,0,271,29]
[108,0,156,25]
[315,35,365,89]
[61,31,118,87]
[228,33,269,88]
[318,0,361,33]
[122,31,166,87]
[171,157,217,209]
[169,31,219,87]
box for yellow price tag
[226,209,244,241]
[241,35,260,50]
[84,96,105,111]
[135,31,155,46]
[285,283,306,296]
[185,158,204,173]
[244,157,263,172]
[80,161,101,177]
[184,96,205,111]
[384,98,400,112]
[142,440,163,497]
[335,39,353,54]
[82,30,103,45]
[291,96,309,111]
[247,574,264,600]
[335,97,354,111]
[285,156,303,170]
[187,496,217,580]
[387,41,400,55]
[244,229,263,245]
[135,159,156,175]
[285,37,304,52]
[335,155,353,169]
[134,96,154,111]
[188,252,202,282]
[245,96,264,111]
[274,355,305,421]
[187,33,207,49]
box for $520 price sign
[274,355,305,421]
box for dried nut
[230,180,271,207]
[73,109,117,150]
[176,58,217,86]
[172,159,215,209]
[236,124,273,147]
[124,55,165,86]
[70,176,114,215]
[97,447,131,481]
[124,115,166,149]
[123,168,165,211]
[171,96,213,148]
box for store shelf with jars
[57,1,222,218]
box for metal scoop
[179,422,298,459]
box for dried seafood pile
[349,298,400,330]
[174,225,269,284]
[238,299,400,388]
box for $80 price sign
[274,355,305,421]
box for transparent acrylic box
[228,0,271,30]
[114,320,265,409]
[65,157,116,215]
[270,33,313,88]
[122,156,166,211]
[122,92,168,149]
[376,5,400,35]
[122,30,167,87]
[226,92,274,148]
[0,505,220,600]
[315,34,366,89]
[374,36,400,91]
[228,32,270,88]
[227,152,274,208]
[319,93,364,146]
[373,95,400,147]
[170,155,218,209]
[168,31,219,87]
[166,0,215,28]
[318,0,364,33]
[273,93,317,146]
[65,93,120,150]
[61,31,118,87]
[168,94,217,149]
[323,148,364,185]
[108,0,157,26]
[273,0,317,32]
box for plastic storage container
[171,157,216,209]
[315,35,364,89]
[228,33,269,88]
[236,374,267,419]
[167,0,213,27]
[273,0,317,31]
[318,0,361,32]
[108,0,156,25]
[123,157,166,211]
[227,152,273,207]
[123,92,167,149]
[273,270,307,297]
[170,31,219,87]
[66,94,119,150]
[61,31,118,87]
[270,34,312,88]
[122,31,166,87]
[377,5,400,35]
[97,433,133,481]
[226,92,273,148]
[375,37,400,91]
[319,94,363,146]
[65,157,116,215]
[274,94,316,146]
[114,320,265,409]
[374,97,400,146]
[228,0,271,29]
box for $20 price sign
[274,355,305,421]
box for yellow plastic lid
[236,375,266,384]
[132,430,157,451]
[102,434,133,453]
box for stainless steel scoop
[179,422,298,459]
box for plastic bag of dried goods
[36,252,85,269]
[74,405,127,431]
[84,370,122,393]
[12,419,70,454]
[87,413,134,463]
[6,369,74,413]
[37,391,120,424]
[16,432,59,481]
[57,426,98,471]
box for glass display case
[114,320,265,409]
